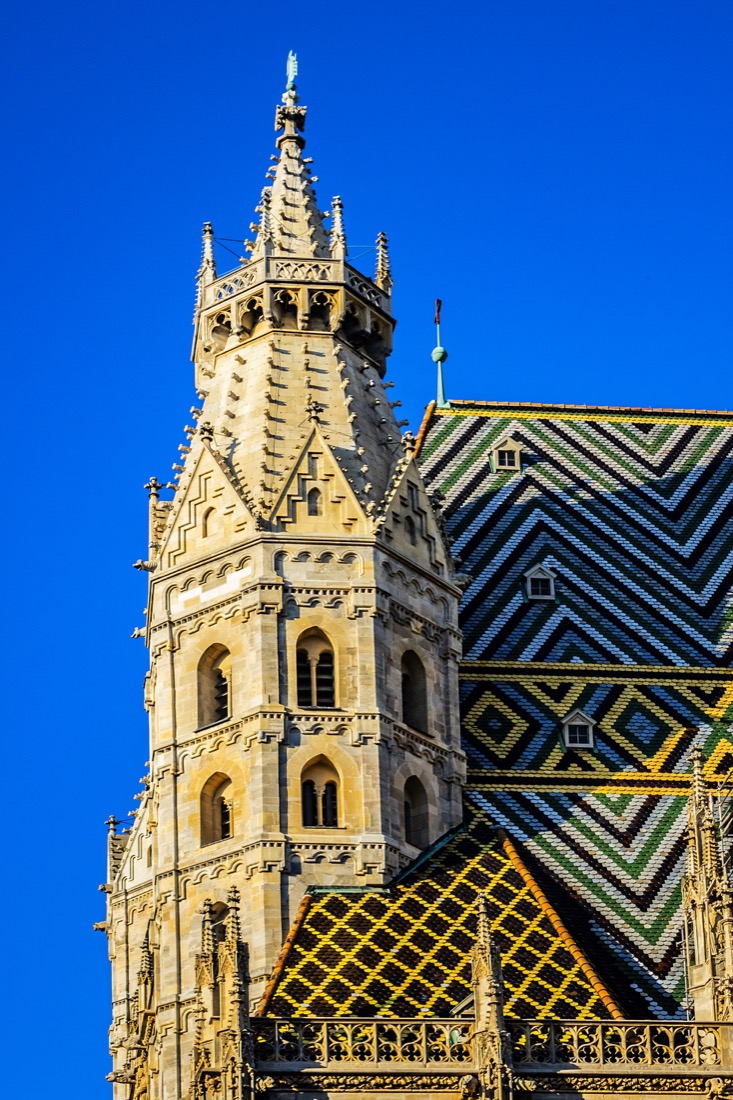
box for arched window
[323,781,338,827]
[202,507,215,537]
[404,776,429,848]
[401,651,428,732]
[201,774,234,845]
[307,487,322,516]
[302,779,318,826]
[273,288,298,329]
[295,629,335,708]
[301,758,339,828]
[404,515,417,546]
[198,645,232,728]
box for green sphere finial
[431,346,448,364]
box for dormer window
[525,565,556,601]
[561,709,596,750]
[492,437,522,473]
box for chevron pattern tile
[418,403,733,1017]
[420,406,733,664]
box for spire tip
[286,50,298,93]
[433,298,449,408]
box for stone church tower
[103,59,465,1098]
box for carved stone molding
[255,1072,465,1091]
[513,1074,715,1093]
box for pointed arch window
[404,776,429,848]
[301,758,339,828]
[200,774,234,845]
[295,629,335,708]
[401,650,428,733]
[404,515,417,546]
[198,645,232,728]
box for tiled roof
[259,807,618,1020]
[416,402,733,1017]
[418,407,733,664]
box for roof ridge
[497,828,624,1020]
[413,400,436,458]
[392,822,466,885]
[443,399,733,417]
[254,892,312,1017]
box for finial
[199,421,214,442]
[690,738,709,809]
[144,476,163,499]
[477,892,491,953]
[330,196,347,258]
[275,53,306,146]
[104,815,120,834]
[306,395,324,423]
[226,884,243,942]
[200,898,214,956]
[432,298,449,408]
[198,222,217,284]
[259,187,273,245]
[375,231,392,291]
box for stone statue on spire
[286,50,298,90]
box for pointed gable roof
[256,805,620,1020]
[156,438,257,569]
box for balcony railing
[254,1018,732,1077]
[253,1018,474,1072]
[509,1020,728,1070]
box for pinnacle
[249,74,331,260]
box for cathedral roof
[414,399,733,1017]
[257,805,619,1020]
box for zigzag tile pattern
[468,790,686,1015]
[417,403,733,1017]
[460,664,733,775]
[420,406,733,664]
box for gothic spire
[689,742,719,879]
[330,195,347,259]
[198,221,217,283]
[683,743,733,1020]
[194,221,217,317]
[375,231,392,291]
[249,54,330,259]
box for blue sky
[1,1,731,1093]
